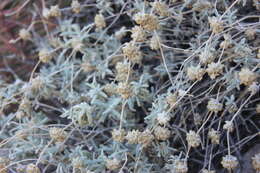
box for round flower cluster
[256,104,260,113]
[206,62,224,79]
[94,13,106,30]
[201,169,215,173]
[186,130,201,148]
[199,49,215,65]
[43,5,61,19]
[252,153,260,171]
[103,83,117,96]
[81,61,96,73]
[157,112,171,125]
[137,129,154,147]
[116,82,132,99]
[26,163,40,173]
[71,0,81,14]
[208,17,224,34]
[125,129,140,144]
[0,157,9,173]
[220,34,233,49]
[154,126,171,141]
[207,98,223,113]
[115,61,131,81]
[19,29,31,41]
[187,65,205,81]
[238,68,256,86]
[72,157,85,170]
[171,156,188,173]
[131,26,146,42]
[38,49,53,63]
[122,42,142,64]
[166,93,178,108]
[221,155,238,170]
[49,127,67,143]
[111,129,126,142]
[134,13,159,31]
[208,128,220,144]
[223,121,234,132]
[150,34,161,50]
[152,1,170,17]
[106,158,121,170]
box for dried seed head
[39,49,53,63]
[122,42,142,64]
[117,82,132,99]
[208,128,220,144]
[154,126,171,141]
[221,155,238,170]
[95,13,106,30]
[111,129,126,142]
[115,62,131,81]
[186,130,201,148]
[125,129,140,144]
[248,82,259,94]
[71,0,81,14]
[138,129,154,147]
[152,2,170,17]
[207,98,223,113]
[81,61,96,73]
[115,26,127,40]
[131,26,146,42]
[206,62,224,79]
[150,34,161,50]
[106,158,121,170]
[49,127,67,143]
[49,5,61,17]
[238,68,256,86]
[256,104,260,113]
[245,28,256,40]
[19,29,31,40]
[134,13,159,31]
[199,49,215,65]
[208,17,224,34]
[26,164,40,173]
[192,0,212,11]
[72,157,85,169]
[187,65,205,81]
[223,121,234,132]
[157,112,171,125]
[103,83,117,96]
[252,153,260,171]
